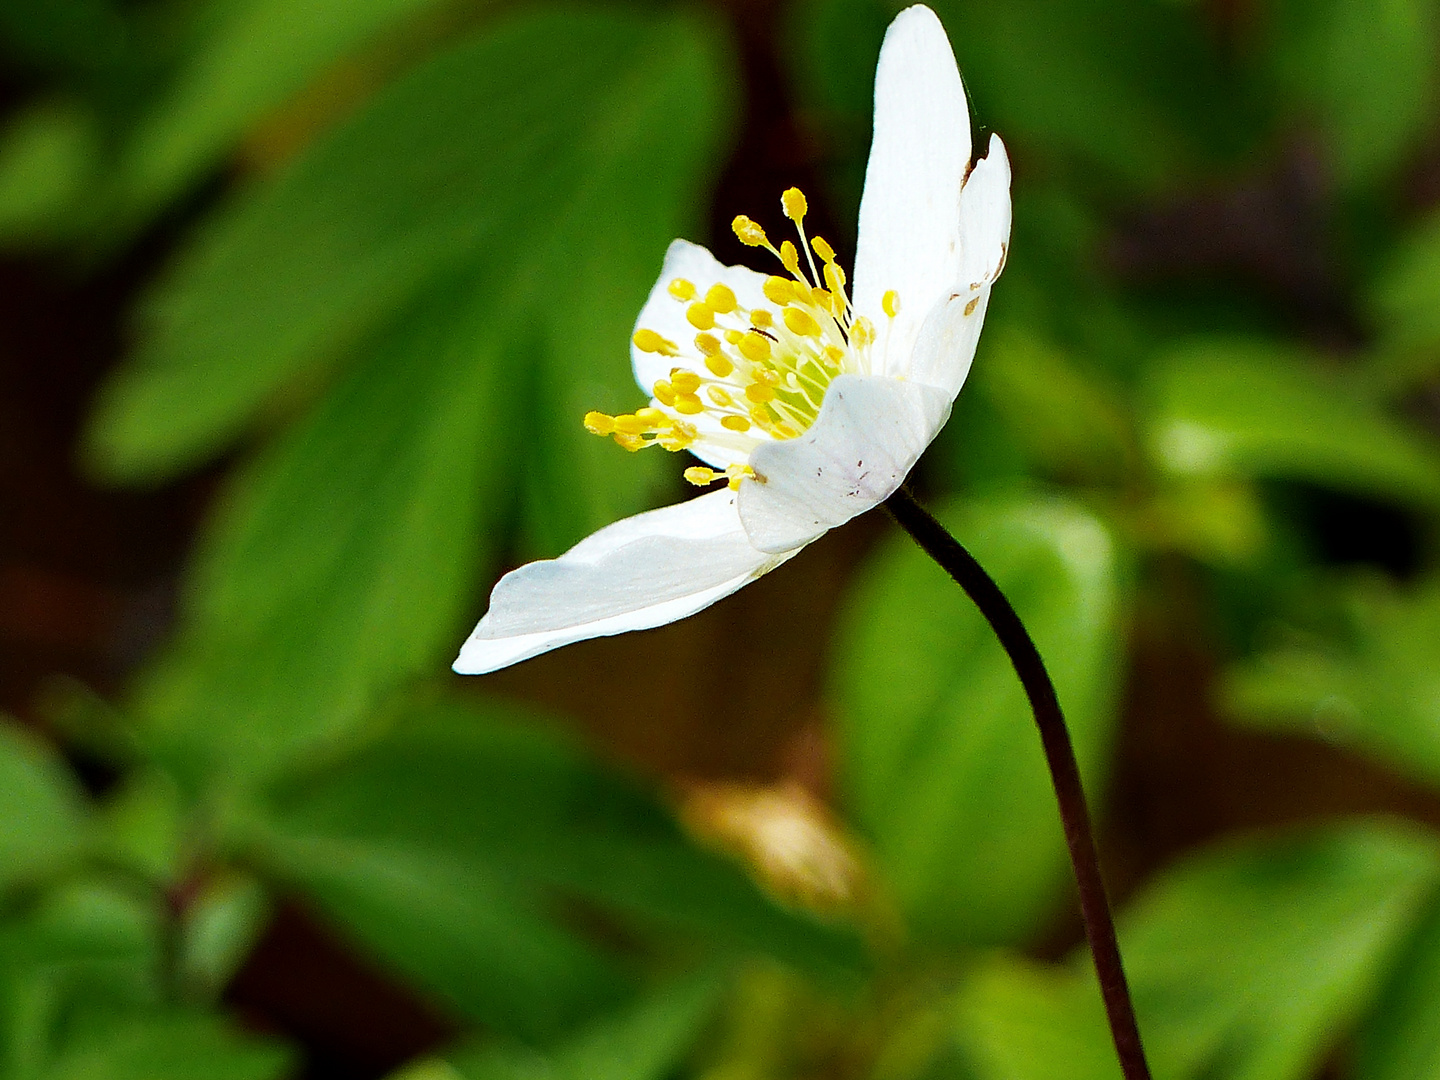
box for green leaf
[87,6,728,494]
[832,494,1122,946]
[1266,0,1439,188]
[253,700,866,983]
[0,720,86,891]
[927,0,1238,190]
[1373,210,1440,352]
[400,970,723,1080]
[133,275,516,778]
[41,1012,290,1080]
[1144,338,1440,507]
[265,838,631,1041]
[956,821,1440,1080]
[1223,575,1440,790]
[0,880,162,1075]
[1356,890,1440,1080]
[0,100,98,245]
[117,0,452,216]
[178,872,269,1000]
[974,327,1135,485]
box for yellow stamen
[668,278,697,301]
[613,414,645,435]
[633,328,679,355]
[851,316,875,347]
[635,407,668,427]
[823,262,845,295]
[738,332,772,361]
[781,187,808,221]
[670,369,701,394]
[779,241,801,275]
[882,290,900,318]
[783,307,821,337]
[733,215,768,246]
[811,236,835,262]
[751,309,773,328]
[708,386,734,406]
[763,276,795,305]
[684,466,717,486]
[705,283,737,314]
[722,415,751,432]
[674,393,704,415]
[705,353,734,378]
[694,332,721,356]
[652,380,676,407]
[584,411,616,434]
[615,433,645,451]
[746,383,775,403]
[686,303,715,330]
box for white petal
[736,374,952,554]
[453,489,792,674]
[907,285,993,397]
[905,135,1011,396]
[630,239,771,398]
[852,5,971,375]
[959,135,1011,288]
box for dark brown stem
[884,485,1151,1080]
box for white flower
[454,4,1010,675]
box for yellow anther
[674,393,704,415]
[824,344,846,364]
[882,290,901,318]
[584,411,616,434]
[783,307,821,337]
[750,403,775,426]
[633,328,679,355]
[763,276,795,305]
[750,309,773,328]
[670,369,702,394]
[811,287,834,313]
[704,353,734,378]
[732,215,768,246]
[738,332,772,362]
[694,332,721,356]
[708,386,734,406]
[852,316,876,346]
[668,278,697,301]
[635,407,668,427]
[781,187,808,221]
[686,303,715,330]
[613,413,645,435]
[774,422,799,439]
[823,262,846,295]
[672,419,698,442]
[653,380,676,407]
[684,466,717,486]
[721,415,752,432]
[724,329,744,344]
[705,283,737,314]
[755,367,781,386]
[811,236,835,262]
[615,433,645,451]
[746,382,776,403]
[779,241,800,275]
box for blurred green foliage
[1,0,1440,1076]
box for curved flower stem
[884,485,1151,1080]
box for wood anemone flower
[455,3,1011,675]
